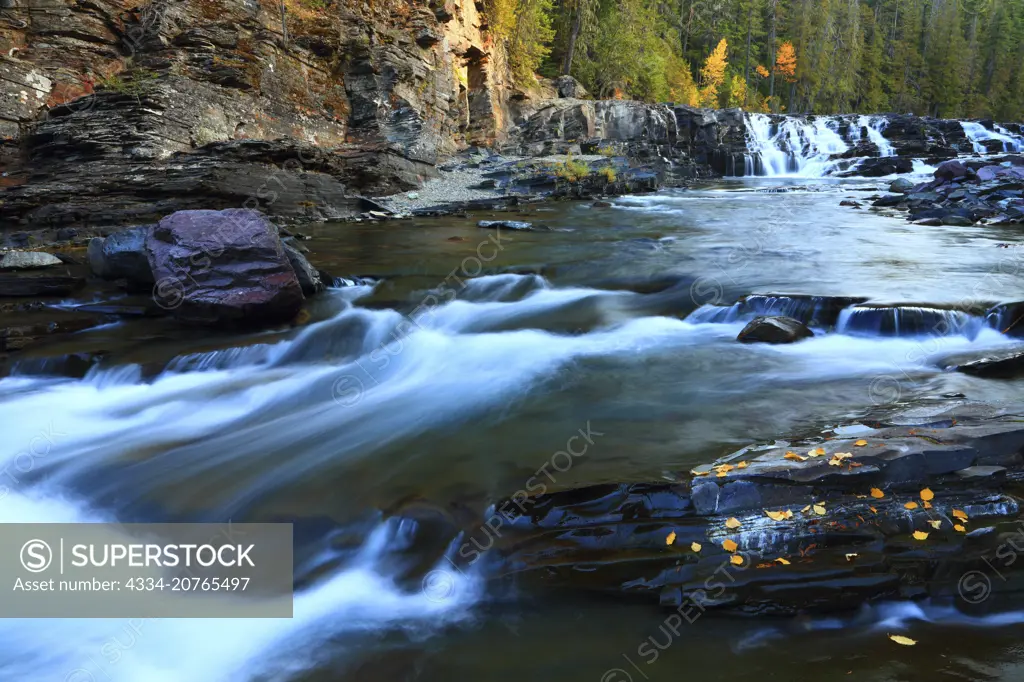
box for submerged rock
[477,220,544,232]
[145,209,304,327]
[0,252,62,270]
[737,315,814,344]
[0,274,85,297]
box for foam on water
[0,490,480,682]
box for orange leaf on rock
[904,502,919,510]
[691,541,702,552]
[912,530,929,541]
[870,488,885,499]
[927,520,942,529]
[666,531,677,546]
[737,461,748,469]
[954,524,966,532]
[725,517,742,529]
[775,557,791,565]
[723,539,738,553]
[784,452,806,462]
[952,509,969,521]
[920,488,934,501]
[854,439,868,447]
[730,555,744,566]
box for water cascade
[961,121,1024,153]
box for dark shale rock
[737,315,814,344]
[283,242,325,296]
[88,225,155,284]
[955,348,1024,379]
[482,410,1024,615]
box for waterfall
[835,305,984,339]
[961,121,1024,153]
[743,114,851,177]
[858,115,896,157]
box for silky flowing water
[4,172,1024,681]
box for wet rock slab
[479,405,1024,615]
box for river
[3,169,1024,681]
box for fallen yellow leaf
[813,447,826,456]
[888,634,917,646]
[717,471,728,478]
[923,501,932,509]
[765,510,788,521]
[666,531,677,546]
[828,452,853,467]
[784,452,807,462]
[725,517,742,529]
[870,488,885,499]
[920,488,934,501]
[952,509,969,521]
[692,469,710,477]
[904,502,919,510]
[723,539,738,552]
[912,530,929,540]
[846,553,858,561]
[927,520,942,529]
[854,439,868,447]
[775,557,791,565]
[716,464,735,473]
[730,555,744,566]
[737,461,748,469]
[691,541,702,552]
[869,506,878,513]
[954,524,966,532]
[801,505,811,513]
[813,505,827,516]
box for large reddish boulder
[145,209,303,327]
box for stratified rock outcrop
[0,0,514,235]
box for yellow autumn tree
[775,41,797,83]
[726,74,747,108]
[698,38,728,108]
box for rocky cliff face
[0,0,513,237]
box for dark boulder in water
[954,348,1024,379]
[145,209,304,327]
[844,156,913,177]
[737,315,814,344]
[87,225,156,285]
[935,159,972,182]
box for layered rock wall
[0,0,512,235]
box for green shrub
[553,155,590,183]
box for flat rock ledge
[477,403,1024,616]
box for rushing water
[4,168,1024,680]
[961,120,1024,154]
[743,113,900,177]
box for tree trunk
[768,0,777,100]
[744,3,753,106]
[562,2,584,75]
[682,0,695,57]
